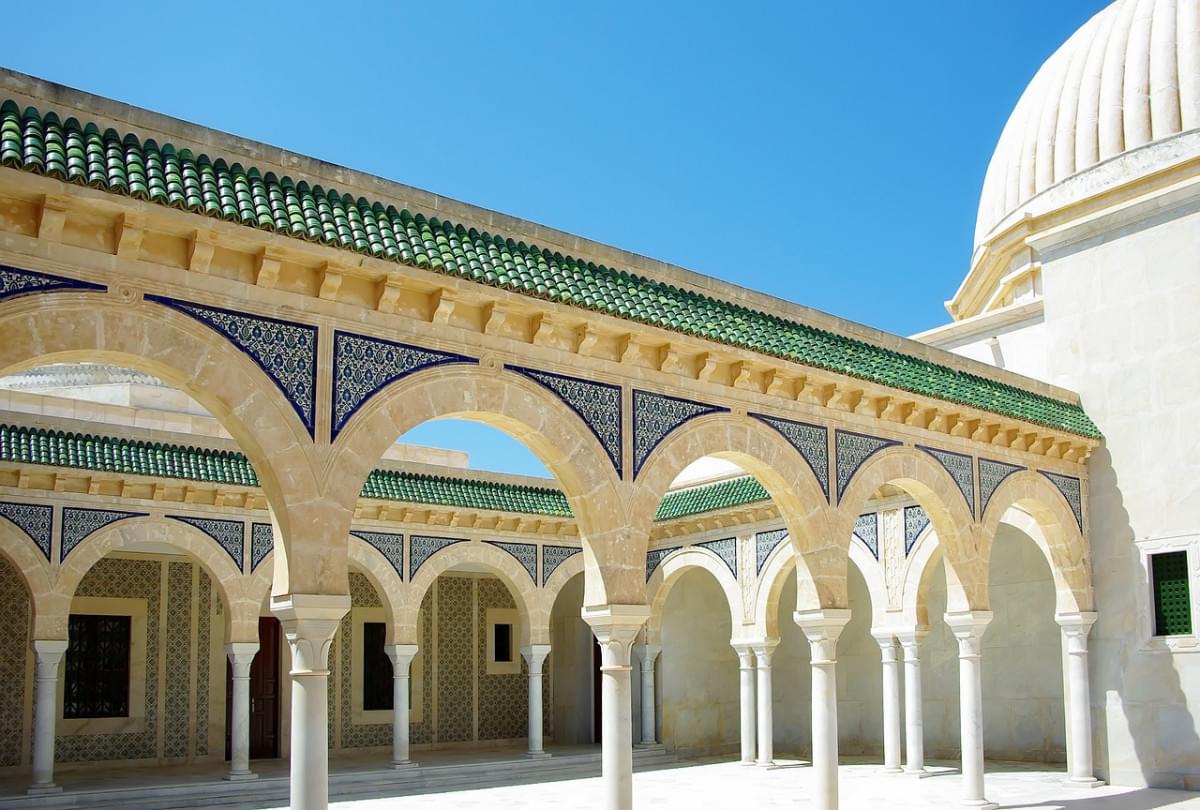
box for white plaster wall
[550,573,593,745]
[836,565,884,756]
[772,570,813,755]
[918,528,1065,762]
[660,569,739,756]
[929,317,1051,382]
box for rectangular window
[1152,551,1192,636]
[494,622,513,663]
[64,614,131,718]
[362,622,394,711]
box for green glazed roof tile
[0,101,1100,439]
[655,475,770,521]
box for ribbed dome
[975,0,1200,246]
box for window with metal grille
[1152,551,1192,636]
[64,614,131,718]
[362,622,393,711]
[494,623,513,663]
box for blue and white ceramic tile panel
[485,540,538,583]
[1041,471,1084,530]
[756,528,789,575]
[835,431,899,502]
[904,505,930,555]
[752,414,830,500]
[163,562,192,758]
[0,501,53,560]
[332,331,475,440]
[167,515,244,571]
[146,295,318,436]
[632,390,728,478]
[60,506,146,562]
[0,556,29,766]
[979,458,1025,517]
[919,446,976,516]
[0,263,105,302]
[854,513,879,559]
[698,537,738,577]
[194,571,211,756]
[409,535,466,578]
[350,529,405,579]
[541,545,582,586]
[646,546,682,580]
[509,366,623,475]
[250,523,273,572]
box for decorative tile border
[918,445,976,516]
[163,561,192,758]
[541,545,582,586]
[0,263,105,303]
[409,535,467,579]
[146,295,318,436]
[752,414,830,500]
[755,528,789,575]
[835,430,899,502]
[1040,470,1084,531]
[904,505,930,555]
[350,529,405,580]
[485,541,537,583]
[60,507,146,561]
[250,523,273,572]
[854,512,879,559]
[509,366,622,475]
[332,331,475,440]
[979,458,1024,517]
[167,515,244,571]
[646,546,683,580]
[697,537,737,578]
[0,501,53,560]
[632,390,727,478]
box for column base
[222,770,258,782]
[1065,777,1106,789]
[26,784,61,795]
[755,760,777,769]
[880,765,905,774]
[391,760,419,770]
[960,801,999,809]
[904,767,932,778]
[739,759,757,767]
[525,751,552,760]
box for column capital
[521,643,552,673]
[225,641,260,677]
[273,593,350,674]
[385,643,419,670]
[794,608,852,663]
[894,625,929,648]
[31,639,68,662]
[1055,611,1098,636]
[583,604,649,669]
[945,610,992,659]
[870,631,900,662]
[633,642,661,670]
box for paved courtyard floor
[293,759,1200,810]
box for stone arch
[402,541,542,645]
[836,445,984,612]
[753,530,887,638]
[346,535,404,643]
[644,546,745,644]
[0,518,56,638]
[55,516,257,642]
[326,364,630,607]
[541,550,587,615]
[0,293,337,597]
[898,522,942,627]
[981,471,1093,614]
[630,413,834,609]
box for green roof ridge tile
[0,101,1100,439]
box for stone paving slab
[290,760,1200,810]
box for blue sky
[7,1,1108,476]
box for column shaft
[946,611,996,810]
[386,644,418,768]
[796,609,851,810]
[875,634,902,773]
[1059,613,1101,786]
[898,632,927,775]
[735,646,756,765]
[28,640,67,794]
[522,644,552,758]
[753,643,777,767]
[225,642,259,781]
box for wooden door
[226,616,281,760]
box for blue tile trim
[917,445,976,516]
[485,540,538,583]
[146,295,318,436]
[646,546,683,581]
[697,537,738,578]
[167,515,245,572]
[250,523,273,572]
[904,505,930,556]
[1040,470,1084,531]
[854,512,879,559]
[60,507,147,562]
[0,501,53,561]
[751,413,830,501]
[755,528,789,575]
[332,331,476,441]
[542,545,582,586]
[508,365,623,476]
[632,390,728,479]
[351,529,405,580]
[0,263,105,303]
[409,535,467,579]
[978,458,1025,517]
[834,430,900,503]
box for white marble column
[633,643,661,747]
[1057,612,1103,787]
[583,605,650,810]
[796,610,852,810]
[751,640,778,767]
[522,644,553,758]
[274,594,350,810]
[872,631,903,774]
[27,639,67,795]
[385,644,419,768]
[224,642,260,781]
[945,611,997,810]
[732,643,757,765]
[896,628,928,775]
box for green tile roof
[655,476,769,521]
[0,101,1100,439]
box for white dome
[975,0,1200,247]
